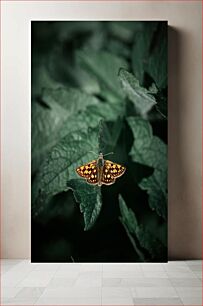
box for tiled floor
[1,260,202,305]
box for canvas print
[31,21,168,262]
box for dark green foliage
[118,69,157,116]
[127,117,167,219]
[32,21,167,262]
[119,195,167,262]
[68,180,102,231]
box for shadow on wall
[168,26,202,260]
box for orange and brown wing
[101,160,125,185]
[76,160,98,185]
[101,162,115,185]
[104,160,126,179]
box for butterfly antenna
[103,152,114,157]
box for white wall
[1,1,202,259]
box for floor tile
[189,264,202,272]
[133,297,183,305]
[1,259,24,265]
[32,263,59,272]
[74,273,102,287]
[143,271,168,278]
[103,264,142,273]
[15,287,45,298]
[7,261,34,274]
[102,287,132,298]
[175,287,202,298]
[41,286,101,298]
[167,261,187,266]
[164,265,192,272]
[2,271,31,287]
[54,270,80,278]
[80,264,102,272]
[123,277,172,287]
[141,265,165,272]
[180,296,202,305]
[166,271,197,278]
[170,278,202,287]
[57,264,82,272]
[2,287,23,299]
[79,271,102,278]
[17,271,55,287]
[2,296,38,305]
[186,260,202,265]
[102,278,122,287]
[1,260,203,306]
[194,271,202,279]
[1,299,10,305]
[103,270,143,278]
[47,277,76,288]
[75,278,102,287]
[102,297,134,305]
[1,265,15,274]
[134,287,178,298]
[35,297,101,305]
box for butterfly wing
[76,160,98,185]
[101,160,126,185]
[101,162,115,185]
[76,159,126,186]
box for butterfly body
[76,153,126,186]
[96,153,106,186]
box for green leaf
[53,21,102,42]
[146,24,167,89]
[32,85,125,174]
[98,117,123,154]
[68,179,102,230]
[32,116,125,230]
[77,50,128,102]
[42,87,98,112]
[32,124,106,230]
[119,195,165,260]
[106,39,130,59]
[75,67,101,96]
[32,87,101,172]
[56,101,124,149]
[32,128,99,203]
[119,195,145,261]
[107,21,141,43]
[148,83,158,94]
[31,99,67,173]
[140,170,167,218]
[127,117,167,219]
[118,69,157,116]
[147,42,167,89]
[132,23,157,84]
[31,64,60,99]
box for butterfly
[76,152,126,186]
